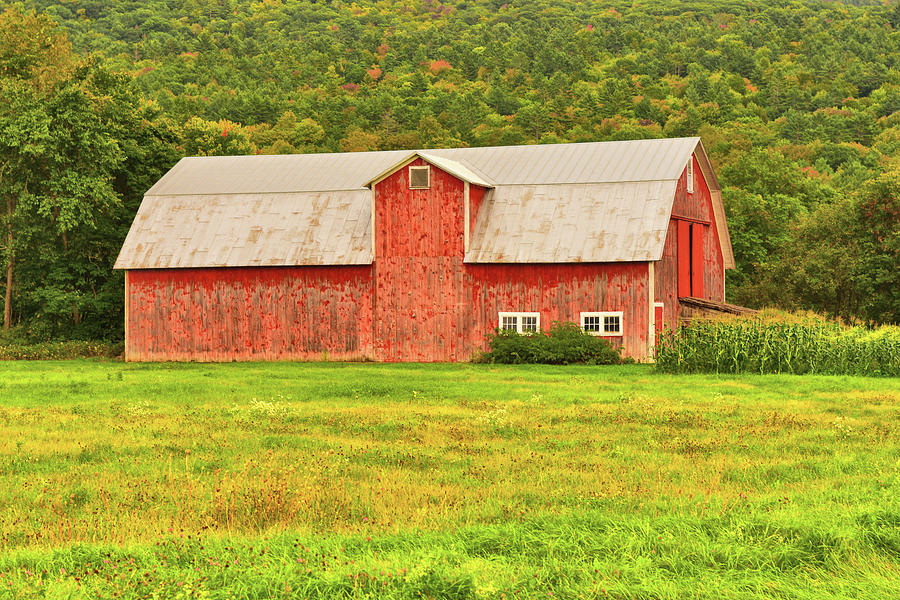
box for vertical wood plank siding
[374,158,469,361]
[126,155,721,362]
[654,220,680,331]
[371,260,650,362]
[671,155,712,223]
[691,224,705,298]
[469,263,649,360]
[655,154,726,328]
[677,220,692,298]
[691,154,726,302]
[371,159,649,361]
[126,266,374,361]
[469,184,486,236]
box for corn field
[655,319,900,376]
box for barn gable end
[371,157,472,360]
[654,150,728,335]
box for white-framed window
[498,312,540,334]
[580,311,623,336]
[686,159,694,194]
[409,165,431,189]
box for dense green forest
[0,0,898,341]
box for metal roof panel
[115,191,373,269]
[122,138,708,268]
[465,181,678,263]
[146,138,700,196]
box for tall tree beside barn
[0,8,178,336]
[0,8,73,328]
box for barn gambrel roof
[115,137,734,269]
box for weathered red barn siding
[373,158,470,361]
[654,154,725,330]
[126,266,374,361]
[374,158,466,259]
[691,224,705,298]
[373,260,651,362]
[677,220,692,299]
[373,159,651,361]
[691,154,725,302]
[469,184,486,236]
[654,219,679,331]
[671,157,712,222]
[468,263,650,359]
[127,152,705,362]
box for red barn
[115,137,734,362]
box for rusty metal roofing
[433,137,700,186]
[117,137,730,269]
[114,191,372,269]
[145,151,408,196]
[465,181,677,263]
[145,137,700,195]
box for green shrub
[655,318,900,376]
[480,321,623,365]
[0,340,124,360]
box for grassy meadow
[0,361,897,599]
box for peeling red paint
[126,153,723,362]
[469,184,486,236]
[469,263,648,360]
[369,158,649,361]
[126,266,374,361]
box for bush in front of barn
[479,321,624,365]
[655,315,900,376]
[0,337,123,360]
[0,326,123,360]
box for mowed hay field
[0,362,898,599]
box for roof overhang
[693,140,735,269]
[364,151,494,189]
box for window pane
[583,316,600,332]
[409,166,430,188]
[501,316,518,331]
[603,315,621,334]
[522,316,538,332]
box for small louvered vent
[686,159,694,193]
[409,166,430,189]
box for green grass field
[0,361,897,599]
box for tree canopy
[1,0,899,338]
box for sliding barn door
[677,220,707,299]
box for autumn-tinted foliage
[2,0,900,340]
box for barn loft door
[677,221,691,298]
[691,223,705,298]
[677,220,706,299]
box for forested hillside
[1,0,899,340]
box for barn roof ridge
[117,137,733,270]
[144,188,372,197]
[145,136,703,196]
[473,178,677,188]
